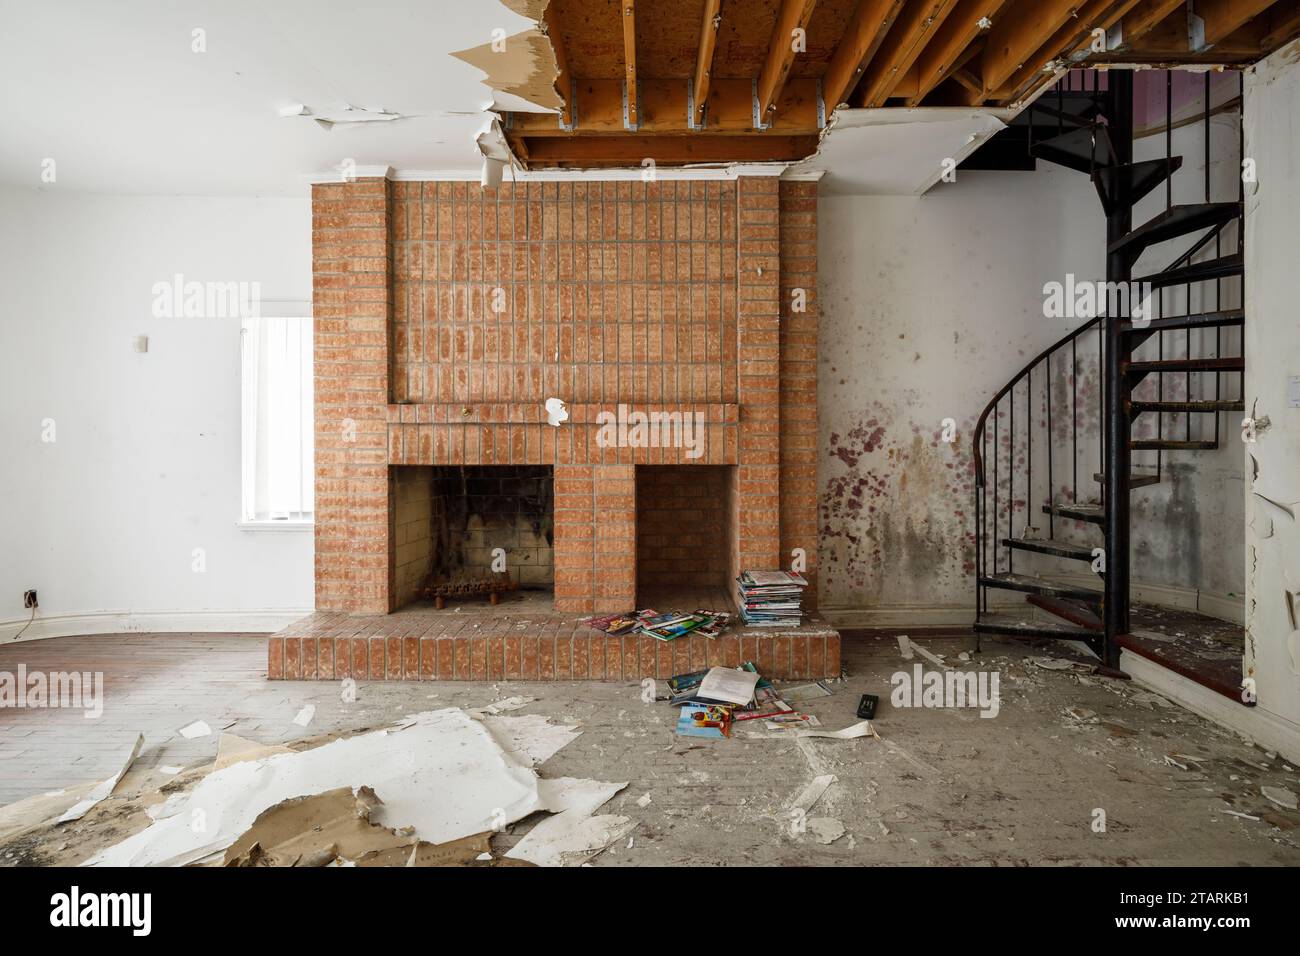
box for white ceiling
[0,0,1014,197]
[0,0,542,196]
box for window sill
[237,520,314,533]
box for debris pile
[664,663,870,740]
[0,706,631,868]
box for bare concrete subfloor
[1,631,1298,865]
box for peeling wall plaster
[1243,40,1300,728]
[818,126,1248,619]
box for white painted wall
[1243,42,1300,735]
[0,187,313,640]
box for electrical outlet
[23,590,37,609]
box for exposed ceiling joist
[980,0,1082,99]
[1196,0,1278,45]
[1259,0,1300,46]
[907,0,1010,106]
[1121,0,1191,41]
[857,0,963,107]
[756,0,820,120]
[692,0,724,123]
[821,0,907,110]
[622,0,638,124]
[544,2,573,127]
[996,0,1144,102]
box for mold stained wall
[818,163,1104,622]
[817,123,1247,622]
[1243,40,1300,733]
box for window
[240,314,313,527]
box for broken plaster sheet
[790,774,837,815]
[505,777,632,867]
[56,734,144,824]
[789,107,1014,196]
[87,710,550,867]
[747,720,878,742]
[178,720,212,739]
[478,713,581,767]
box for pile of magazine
[736,570,808,627]
[668,663,810,738]
[586,608,732,642]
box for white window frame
[239,309,314,531]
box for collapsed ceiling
[493,0,1300,170]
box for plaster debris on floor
[2,633,1299,867]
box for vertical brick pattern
[389,180,738,406]
[734,178,782,576]
[778,181,819,609]
[313,178,393,614]
[593,465,636,611]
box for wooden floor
[2,630,1298,866]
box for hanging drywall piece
[451,30,563,113]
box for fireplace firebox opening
[392,465,554,611]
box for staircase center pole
[1103,70,1135,668]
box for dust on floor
[1,631,1298,866]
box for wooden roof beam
[622,0,638,125]
[756,0,819,121]
[980,0,1084,98]
[1195,0,1278,46]
[543,2,573,127]
[994,0,1143,103]
[1259,0,1300,48]
[1118,0,1190,43]
[692,0,724,124]
[907,0,1011,106]
[821,0,907,110]
[517,133,819,166]
[858,0,963,107]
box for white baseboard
[1046,573,1245,624]
[0,609,313,644]
[819,604,1002,629]
[1196,591,1247,625]
[822,577,1245,632]
[1121,648,1300,765]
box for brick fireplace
[269,174,835,680]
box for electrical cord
[12,605,35,641]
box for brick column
[552,463,635,613]
[312,177,393,614]
[734,177,782,575]
[779,181,820,608]
[553,463,595,613]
